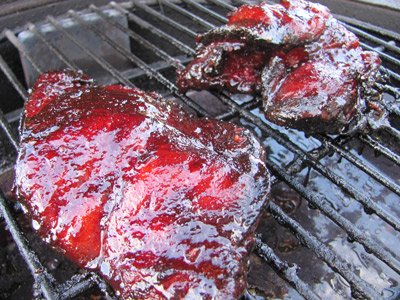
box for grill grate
[0,1,399,299]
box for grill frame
[0,1,399,299]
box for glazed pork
[177,0,382,134]
[15,70,270,299]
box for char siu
[15,70,270,299]
[177,0,382,134]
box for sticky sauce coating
[15,70,270,299]
[177,0,382,134]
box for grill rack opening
[0,0,399,299]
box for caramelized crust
[177,0,382,134]
[16,70,270,299]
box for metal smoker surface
[0,0,399,299]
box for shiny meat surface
[15,71,270,299]
[176,0,382,134]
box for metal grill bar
[254,238,321,300]
[335,14,400,42]
[307,154,400,228]
[85,8,182,69]
[380,94,400,122]
[0,110,18,150]
[66,10,210,117]
[342,23,400,56]
[268,160,400,271]
[46,16,134,88]
[0,58,22,149]
[215,100,259,121]
[132,1,197,37]
[158,0,215,29]
[319,135,400,196]
[107,3,195,56]
[219,92,400,273]
[380,66,400,82]
[56,273,113,300]
[182,0,227,23]
[206,0,235,11]
[376,83,400,99]
[0,54,28,100]
[360,41,400,69]
[27,23,78,70]
[266,202,382,299]
[57,275,96,300]
[0,193,57,300]
[360,134,400,165]
[0,51,61,300]
[4,29,42,74]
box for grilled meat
[177,0,382,134]
[15,70,270,299]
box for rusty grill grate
[0,0,399,299]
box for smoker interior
[0,0,399,299]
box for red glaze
[176,40,269,94]
[176,0,382,134]
[262,17,381,132]
[227,6,271,28]
[15,70,270,299]
[202,0,330,46]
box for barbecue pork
[15,70,270,299]
[176,0,382,134]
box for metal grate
[0,0,399,299]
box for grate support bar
[106,3,195,56]
[27,23,78,70]
[46,16,135,88]
[87,8,182,69]
[57,273,114,300]
[4,29,43,74]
